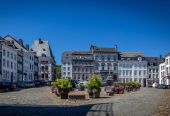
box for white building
[0,40,17,83]
[4,35,35,82]
[159,53,170,85]
[61,51,73,79]
[31,39,56,81]
[118,52,148,86]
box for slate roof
[120,52,144,57]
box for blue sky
[0,0,170,64]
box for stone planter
[89,92,100,98]
[60,90,69,99]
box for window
[68,67,70,71]
[7,61,9,68]
[41,53,46,57]
[107,56,111,61]
[43,48,46,51]
[139,71,142,76]
[101,56,105,61]
[3,49,6,56]
[11,53,13,59]
[2,59,6,67]
[101,63,105,70]
[7,51,10,57]
[63,67,66,71]
[68,72,70,75]
[95,55,98,60]
[11,62,13,69]
[166,59,168,65]
[134,70,137,76]
[14,55,17,60]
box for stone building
[61,51,94,81]
[90,45,119,82]
[31,39,56,81]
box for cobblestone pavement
[154,89,170,116]
[0,87,166,116]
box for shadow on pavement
[0,103,114,116]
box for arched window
[108,63,111,70]
[102,63,105,70]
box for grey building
[144,57,164,86]
[72,51,94,81]
[61,51,94,81]
[31,39,56,81]
[90,45,119,82]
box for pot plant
[51,79,72,99]
[87,76,102,98]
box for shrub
[87,75,102,98]
[78,83,85,91]
[51,79,72,95]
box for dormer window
[138,57,142,61]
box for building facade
[91,45,119,82]
[0,39,17,83]
[4,35,36,82]
[159,53,170,85]
[61,51,94,81]
[145,57,163,86]
[61,51,73,78]
[72,51,94,81]
[31,39,56,81]
[118,52,148,86]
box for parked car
[40,80,46,86]
[16,82,26,88]
[46,81,52,86]
[25,82,35,88]
[156,84,169,89]
[34,80,41,87]
[0,82,10,90]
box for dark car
[40,80,47,86]
[46,81,52,86]
[156,84,169,89]
[34,80,41,87]
[0,82,10,90]
[16,82,26,88]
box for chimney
[160,55,162,59]
[38,38,43,44]
[26,44,29,50]
[18,39,23,45]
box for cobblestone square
[0,87,168,116]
